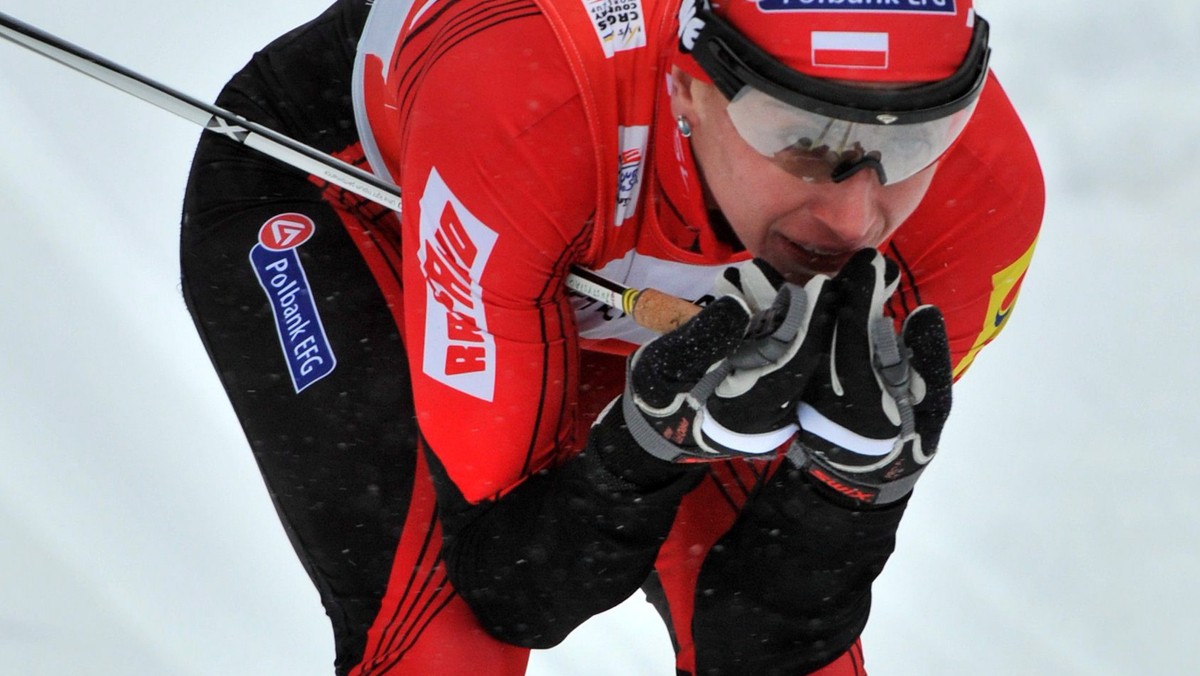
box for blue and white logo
[250,213,337,393]
[614,126,649,225]
[756,0,956,13]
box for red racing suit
[342,0,1044,673]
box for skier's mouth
[776,236,855,279]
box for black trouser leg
[181,126,416,673]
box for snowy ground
[2,1,1197,674]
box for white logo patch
[615,125,649,225]
[678,0,706,51]
[583,0,648,58]
[418,169,499,401]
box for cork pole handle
[623,287,703,335]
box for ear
[668,66,697,121]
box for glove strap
[791,404,932,505]
[624,363,796,462]
[796,403,896,459]
[623,384,693,462]
[698,413,796,455]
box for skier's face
[670,70,937,283]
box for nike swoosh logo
[993,307,1012,327]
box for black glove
[788,249,954,505]
[622,261,835,462]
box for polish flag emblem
[259,213,316,251]
[811,31,889,70]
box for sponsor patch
[249,213,337,393]
[418,169,499,402]
[812,31,889,69]
[615,125,649,225]
[677,0,706,51]
[755,0,957,13]
[259,212,316,250]
[583,0,648,58]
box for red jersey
[354,0,1042,498]
[351,0,1043,671]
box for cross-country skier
[179,0,1044,673]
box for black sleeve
[425,398,705,649]
[691,464,909,675]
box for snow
[2,1,1198,673]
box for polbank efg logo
[756,0,956,13]
[249,213,337,393]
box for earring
[676,115,692,138]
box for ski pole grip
[622,287,702,335]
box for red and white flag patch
[811,31,889,70]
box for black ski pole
[0,10,401,211]
[0,11,702,333]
